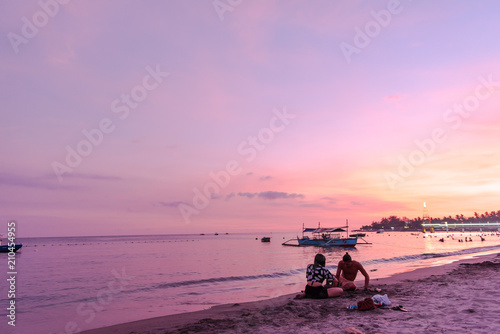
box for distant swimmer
[335,252,370,291]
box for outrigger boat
[282,221,360,247]
[0,236,22,253]
[0,244,22,253]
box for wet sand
[81,253,500,334]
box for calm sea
[1,231,500,334]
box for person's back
[338,259,364,281]
[335,252,369,290]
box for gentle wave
[125,244,500,293]
[140,269,305,291]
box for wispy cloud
[62,173,123,181]
[384,94,407,101]
[238,191,304,200]
[0,173,76,190]
[321,197,338,205]
[300,203,324,208]
[157,201,187,208]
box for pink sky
[1,0,500,237]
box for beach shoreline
[81,252,500,334]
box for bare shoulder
[353,261,364,268]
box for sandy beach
[82,252,500,334]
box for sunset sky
[2,0,500,237]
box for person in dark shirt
[297,253,343,299]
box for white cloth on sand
[372,294,391,306]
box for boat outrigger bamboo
[282,220,371,247]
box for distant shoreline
[10,229,500,241]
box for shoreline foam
[81,252,500,334]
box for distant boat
[261,237,271,242]
[214,233,219,235]
[0,244,22,253]
[283,222,357,247]
[377,229,384,234]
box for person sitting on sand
[335,252,369,291]
[297,254,343,299]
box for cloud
[351,201,363,206]
[384,94,407,101]
[321,196,337,205]
[62,173,123,181]
[0,173,77,190]
[210,193,223,199]
[259,176,272,181]
[238,191,304,200]
[157,201,186,208]
[300,203,324,208]
[238,192,257,199]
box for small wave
[121,244,500,296]
[128,268,303,294]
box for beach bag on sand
[357,297,375,311]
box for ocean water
[1,231,500,334]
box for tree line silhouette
[360,210,500,231]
